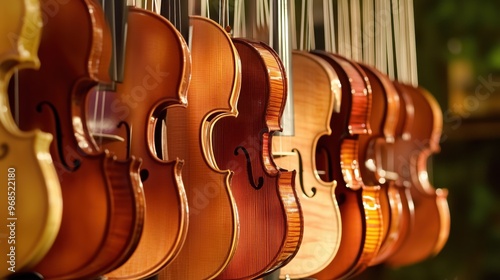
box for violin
[385,84,450,267]
[212,1,302,278]
[88,3,191,279]
[359,63,404,265]
[385,0,450,265]
[214,37,300,280]
[85,0,147,275]
[10,0,141,278]
[274,50,342,279]
[269,1,341,277]
[311,50,383,280]
[0,1,62,277]
[159,14,241,280]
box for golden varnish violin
[0,0,62,277]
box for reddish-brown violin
[214,38,301,279]
[88,3,191,279]
[10,0,142,278]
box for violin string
[307,0,315,50]
[299,0,305,51]
[350,0,361,62]
[323,0,330,52]
[385,0,395,80]
[343,0,351,59]
[407,0,417,86]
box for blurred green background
[356,0,500,279]
[205,0,500,279]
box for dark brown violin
[10,0,141,278]
[385,0,450,265]
[87,3,191,279]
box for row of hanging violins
[0,0,450,279]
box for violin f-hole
[234,146,264,190]
[292,148,317,198]
[117,121,132,159]
[116,121,149,182]
[0,143,8,159]
[36,101,80,171]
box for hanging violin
[272,0,342,278]
[385,0,450,266]
[159,1,242,278]
[87,1,191,279]
[0,1,62,277]
[10,0,142,278]
[213,1,302,278]
[311,1,383,278]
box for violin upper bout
[189,16,241,115]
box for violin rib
[0,1,62,277]
[214,39,302,280]
[274,51,341,279]
[159,16,241,280]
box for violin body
[385,84,450,267]
[160,16,241,280]
[213,39,302,280]
[89,6,190,279]
[358,63,404,265]
[0,1,62,277]
[274,51,341,278]
[12,0,142,278]
[311,51,383,280]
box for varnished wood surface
[273,51,341,279]
[11,1,142,278]
[0,1,62,277]
[386,84,450,267]
[213,39,302,280]
[159,16,241,280]
[92,6,190,279]
[359,64,403,265]
[310,51,383,280]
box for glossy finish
[0,1,62,277]
[275,51,341,278]
[214,39,302,280]
[359,63,403,265]
[159,16,241,280]
[12,1,139,278]
[311,51,383,280]
[90,6,191,279]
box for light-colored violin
[0,1,62,277]
[272,0,342,278]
